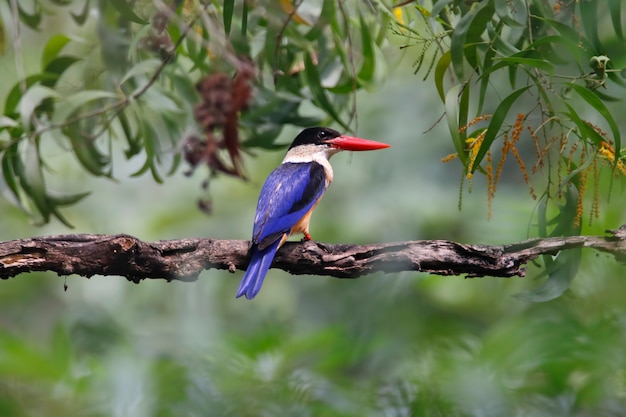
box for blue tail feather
[236,240,281,299]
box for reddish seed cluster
[185,62,255,180]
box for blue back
[253,162,327,249]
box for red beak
[325,135,391,151]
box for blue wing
[236,162,327,299]
[253,162,327,249]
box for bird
[236,127,390,299]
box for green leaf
[445,84,468,164]
[302,53,349,131]
[5,74,57,115]
[17,2,42,30]
[356,14,375,85]
[117,111,141,158]
[492,56,554,76]
[53,90,118,124]
[22,139,50,223]
[434,51,451,102]
[120,58,163,86]
[1,144,22,206]
[472,86,531,173]
[450,0,495,80]
[608,0,623,40]
[486,21,519,57]
[578,0,601,51]
[241,0,248,36]
[513,249,581,302]
[479,50,553,81]
[562,101,606,147]
[494,0,526,28]
[41,34,71,70]
[305,0,337,41]
[0,116,18,129]
[477,45,496,114]
[539,17,595,54]
[515,185,581,302]
[42,56,81,87]
[63,122,111,177]
[132,113,164,183]
[565,82,621,155]
[431,0,455,21]
[48,191,91,207]
[243,126,285,150]
[71,0,91,25]
[18,85,60,129]
[223,0,234,36]
[109,0,147,24]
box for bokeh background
[2,1,626,416]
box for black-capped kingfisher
[236,127,390,299]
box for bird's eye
[317,131,328,140]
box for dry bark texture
[1,226,625,283]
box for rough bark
[0,226,625,283]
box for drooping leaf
[356,13,375,85]
[1,144,22,207]
[48,191,91,207]
[5,74,57,116]
[539,17,595,55]
[22,139,50,224]
[117,111,142,158]
[578,0,601,51]
[302,53,349,130]
[132,112,164,183]
[477,44,495,114]
[430,0,455,23]
[513,249,581,302]
[472,85,532,173]
[17,1,42,30]
[42,56,81,87]
[492,56,554,76]
[563,102,606,147]
[494,0,526,28]
[486,20,519,57]
[566,82,621,155]
[63,121,111,177]
[434,51,451,102]
[515,185,581,302]
[450,0,495,80]
[0,116,18,129]
[53,90,118,124]
[445,84,468,164]
[41,34,71,70]
[120,59,164,86]
[18,85,60,129]
[223,0,234,36]
[71,0,91,25]
[241,1,248,36]
[608,0,623,40]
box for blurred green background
[2,72,626,416]
[2,2,626,417]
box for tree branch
[1,227,625,283]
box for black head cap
[288,127,341,150]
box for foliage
[2,1,626,416]
[391,0,626,299]
[0,0,389,224]
[395,0,626,231]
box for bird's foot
[302,232,312,242]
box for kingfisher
[236,127,390,299]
